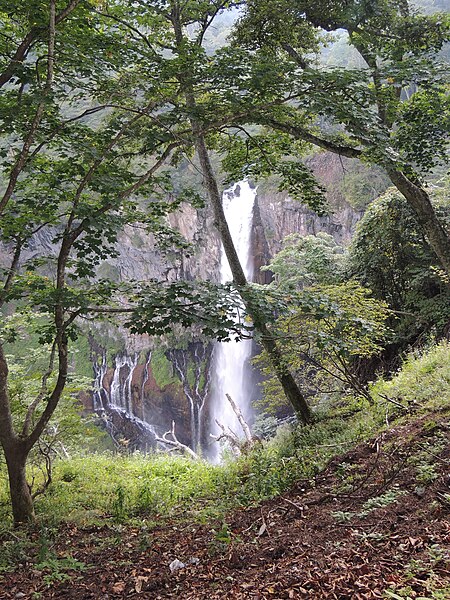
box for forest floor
[1,410,450,600]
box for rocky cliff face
[88,154,363,450]
[83,202,221,450]
[251,152,363,281]
[90,341,211,450]
[5,153,363,451]
[98,200,221,285]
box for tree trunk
[170,4,311,424]
[0,345,34,524]
[256,321,312,423]
[4,443,35,525]
[195,134,312,424]
[388,169,450,277]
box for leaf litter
[1,414,449,599]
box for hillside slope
[1,407,449,600]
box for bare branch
[155,421,199,459]
[225,393,253,444]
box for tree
[0,0,315,523]
[8,0,445,523]
[254,281,391,410]
[235,0,450,275]
[1,313,98,499]
[0,0,196,524]
[253,234,391,408]
[164,0,312,423]
[348,187,450,343]
[261,232,346,289]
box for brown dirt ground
[1,413,450,599]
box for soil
[1,413,449,599]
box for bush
[370,341,450,410]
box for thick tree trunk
[4,443,35,525]
[0,345,35,524]
[388,169,450,277]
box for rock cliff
[3,152,365,451]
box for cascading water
[93,350,157,444]
[92,351,108,411]
[109,352,139,413]
[167,343,211,451]
[210,180,257,451]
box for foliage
[219,131,329,214]
[1,0,449,523]
[236,0,450,276]
[0,314,101,496]
[128,281,254,341]
[252,227,396,413]
[36,554,86,587]
[0,338,447,543]
[348,188,450,342]
[0,399,385,528]
[339,162,391,210]
[0,0,279,521]
[332,486,405,522]
[261,232,346,289]
[237,0,450,171]
[370,340,450,411]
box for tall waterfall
[210,180,256,450]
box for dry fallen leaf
[135,575,149,593]
[112,581,126,594]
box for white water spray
[210,180,256,447]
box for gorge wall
[81,152,365,452]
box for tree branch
[265,118,363,158]
[0,0,81,90]
[0,0,57,217]
[155,421,199,459]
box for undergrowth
[0,341,448,534]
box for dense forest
[0,1,449,598]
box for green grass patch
[370,341,450,411]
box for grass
[370,340,450,411]
[0,341,448,532]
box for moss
[186,363,196,389]
[151,348,178,389]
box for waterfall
[167,343,211,451]
[110,352,139,413]
[93,350,157,443]
[210,180,256,450]
[93,350,108,410]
